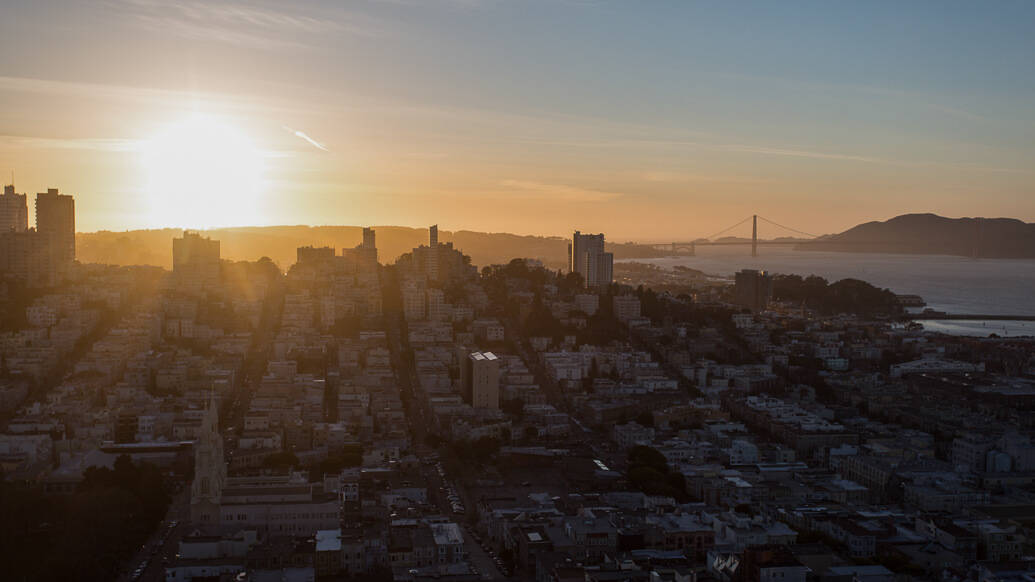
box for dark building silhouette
[35,188,76,264]
[0,184,29,233]
[297,245,336,265]
[173,230,221,292]
[395,225,469,284]
[342,226,377,270]
[0,186,76,287]
[734,269,772,312]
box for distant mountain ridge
[800,213,1035,258]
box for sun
[140,113,268,229]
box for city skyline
[2,1,1035,240]
[5,4,1035,582]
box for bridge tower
[751,214,758,257]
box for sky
[1,0,1034,241]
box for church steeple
[190,394,226,529]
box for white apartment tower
[462,351,500,409]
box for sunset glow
[139,114,267,228]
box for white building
[462,351,500,410]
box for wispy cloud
[111,0,382,48]
[500,179,622,202]
[0,75,323,117]
[372,0,498,9]
[641,171,769,184]
[713,144,884,164]
[513,135,1033,174]
[283,126,329,151]
[0,135,142,152]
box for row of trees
[772,274,901,316]
[626,445,688,501]
[1,455,171,582]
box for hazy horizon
[67,210,1033,246]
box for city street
[120,488,191,582]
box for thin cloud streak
[499,180,622,202]
[514,136,1034,175]
[0,135,143,152]
[112,0,383,48]
[284,126,329,151]
[0,75,325,117]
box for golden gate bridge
[651,215,1035,322]
[652,214,822,257]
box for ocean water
[625,247,1035,337]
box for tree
[635,411,654,428]
[771,274,901,316]
[0,455,179,581]
[628,445,668,473]
[626,445,688,500]
[316,445,363,475]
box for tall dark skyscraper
[35,188,76,263]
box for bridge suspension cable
[703,215,753,241]
[756,215,819,239]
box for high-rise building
[462,351,500,409]
[427,224,439,281]
[35,188,75,264]
[568,230,613,288]
[0,184,28,233]
[396,224,468,284]
[354,226,378,269]
[734,269,773,312]
[362,227,376,251]
[173,231,221,291]
[0,187,75,287]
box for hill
[798,213,1035,258]
[75,226,664,270]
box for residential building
[0,184,28,232]
[734,269,772,313]
[462,351,500,410]
[569,231,613,288]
